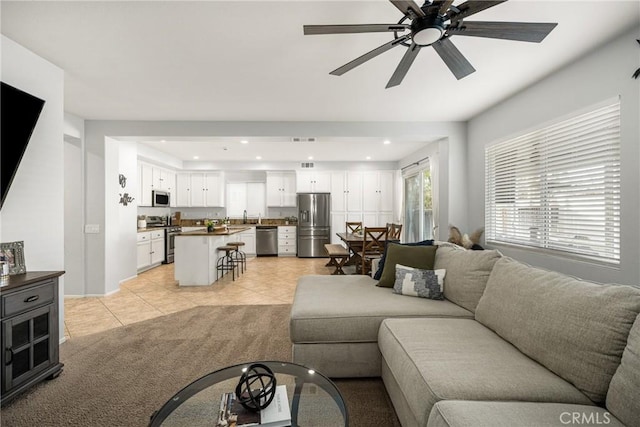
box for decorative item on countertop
[234,363,277,412]
[448,225,484,250]
[205,219,215,233]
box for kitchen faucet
[243,210,247,224]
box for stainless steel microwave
[152,190,170,207]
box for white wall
[467,25,640,286]
[1,36,65,341]
[105,139,138,293]
[64,112,84,296]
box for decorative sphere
[235,363,277,412]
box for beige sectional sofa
[290,245,640,426]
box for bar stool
[227,241,247,274]
[216,245,239,281]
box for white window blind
[485,101,621,263]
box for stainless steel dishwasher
[256,226,278,256]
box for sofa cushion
[379,318,592,427]
[428,401,623,427]
[373,239,434,280]
[377,244,438,288]
[433,246,501,313]
[290,275,472,344]
[606,313,640,427]
[475,257,640,405]
[393,265,446,300]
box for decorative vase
[207,225,214,232]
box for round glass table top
[149,361,349,427]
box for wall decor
[119,173,127,188]
[0,241,26,275]
[119,193,135,206]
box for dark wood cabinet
[1,271,64,406]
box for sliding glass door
[404,169,433,242]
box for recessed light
[193,156,199,160]
[383,140,391,145]
[308,156,313,160]
[160,139,166,143]
[256,156,262,160]
[366,156,371,160]
[240,140,248,144]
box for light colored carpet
[1,305,400,426]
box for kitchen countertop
[177,226,252,236]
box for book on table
[216,385,291,427]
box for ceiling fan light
[413,27,443,46]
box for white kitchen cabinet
[266,172,296,207]
[235,227,256,255]
[278,226,297,256]
[138,163,153,206]
[137,232,151,270]
[296,171,331,193]
[175,173,191,207]
[176,172,225,207]
[137,230,165,271]
[362,171,394,212]
[152,167,175,194]
[331,171,363,213]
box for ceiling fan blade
[330,35,411,76]
[448,21,558,42]
[432,38,476,80]
[386,43,421,88]
[429,0,455,15]
[448,1,507,21]
[304,24,410,35]
[389,0,425,18]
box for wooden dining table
[336,231,391,269]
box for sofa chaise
[289,245,640,426]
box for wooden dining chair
[387,223,403,240]
[346,221,363,234]
[358,227,388,276]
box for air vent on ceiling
[301,162,315,169]
[291,137,316,143]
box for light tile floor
[64,256,334,339]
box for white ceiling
[2,0,638,161]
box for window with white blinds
[485,101,621,263]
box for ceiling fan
[303,0,557,88]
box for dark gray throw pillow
[393,264,446,300]
[373,239,434,280]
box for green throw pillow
[377,243,438,288]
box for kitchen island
[174,226,251,286]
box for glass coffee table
[149,361,348,426]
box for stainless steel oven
[164,226,181,264]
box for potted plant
[205,219,215,233]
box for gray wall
[467,24,640,286]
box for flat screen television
[0,81,46,210]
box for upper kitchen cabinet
[362,171,394,212]
[330,171,363,213]
[138,163,153,206]
[175,172,225,207]
[175,173,191,207]
[266,172,296,207]
[138,162,176,207]
[296,171,331,193]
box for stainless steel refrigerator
[297,193,331,257]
